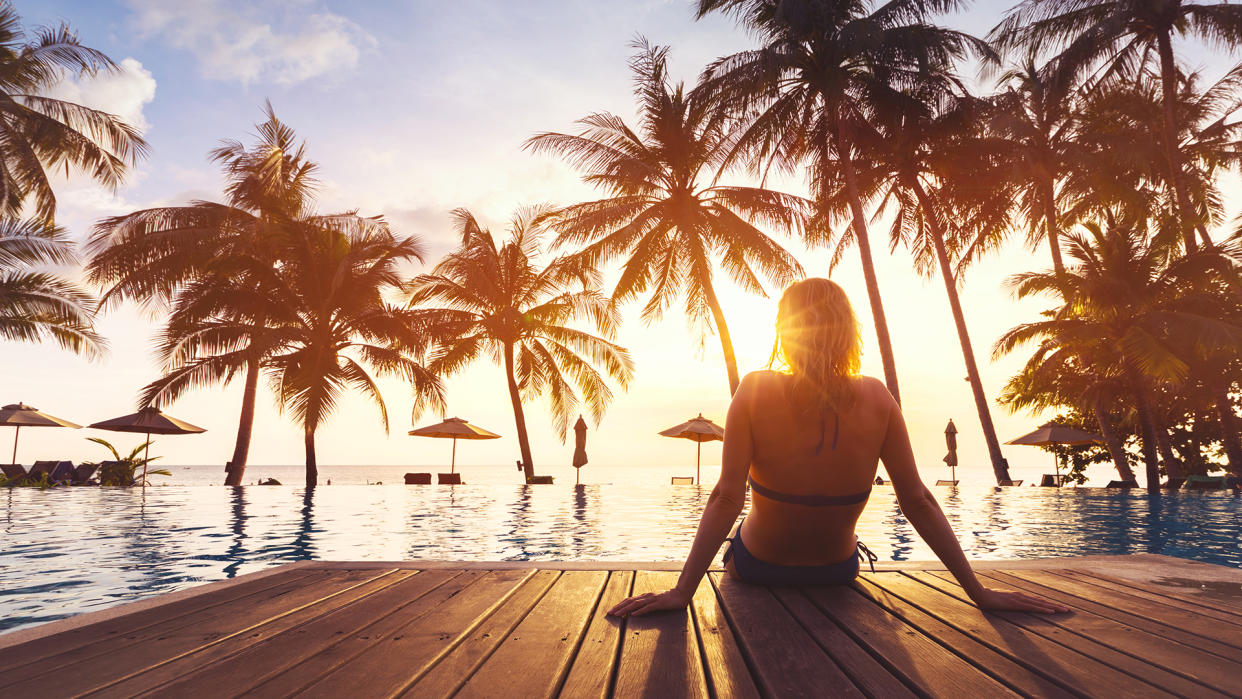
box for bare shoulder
[851,375,898,411]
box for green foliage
[84,436,171,486]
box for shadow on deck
[1,555,1240,697]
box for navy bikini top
[748,410,872,507]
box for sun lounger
[526,475,554,484]
[49,461,74,483]
[404,472,432,484]
[2,464,27,480]
[935,479,958,486]
[71,463,98,485]
[1185,475,1227,490]
[1039,474,1064,487]
[671,476,694,485]
[1000,479,1024,486]
[437,473,463,485]
[1106,479,1138,488]
[29,461,58,481]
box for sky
[9,0,1240,485]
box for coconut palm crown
[0,218,102,356]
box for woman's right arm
[879,387,1069,614]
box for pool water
[1,484,1239,634]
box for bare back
[737,370,896,565]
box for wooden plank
[710,572,862,698]
[802,581,1018,697]
[264,569,532,697]
[1056,569,1242,626]
[99,570,459,698]
[771,586,917,699]
[867,572,1175,698]
[995,569,1242,652]
[141,570,450,696]
[559,571,633,699]
[455,571,607,698]
[0,568,398,696]
[978,570,1242,693]
[612,571,709,699]
[911,572,1220,698]
[1068,569,1242,619]
[0,566,320,674]
[851,577,1073,698]
[398,570,560,698]
[692,578,761,699]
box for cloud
[125,0,375,86]
[44,57,157,132]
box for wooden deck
[1,555,1240,697]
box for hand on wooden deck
[606,587,692,617]
[972,587,1072,614]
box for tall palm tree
[0,218,102,355]
[87,106,321,485]
[852,89,1015,484]
[162,218,443,487]
[695,0,991,404]
[993,0,1242,252]
[0,1,148,223]
[997,218,1242,488]
[525,40,804,395]
[408,207,634,483]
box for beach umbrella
[0,403,81,465]
[1006,421,1103,482]
[409,417,500,473]
[943,419,958,483]
[659,413,725,485]
[89,407,206,487]
[572,415,588,485]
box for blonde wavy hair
[769,278,862,415]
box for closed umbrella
[659,413,725,485]
[0,403,81,465]
[943,419,958,484]
[572,415,588,485]
[1006,421,1103,484]
[409,417,500,473]
[89,407,206,487]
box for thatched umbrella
[0,403,81,465]
[1006,421,1103,483]
[409,417,500,473]
[89,407,206,487]
[659,413,725,485]
[572,415,588,485]
[943,419,959,484]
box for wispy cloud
[125,0,375,86]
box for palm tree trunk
[702,280,740,395]
[1127,369,1163,491]
[835,128,901,405]
[1212,382,1242,476]
[503,342,536,482]
[1156,31,1198,254]
[224,356,259,486]
[912,181,1011,485]
[1153,423,1182,480]
[1092,394,1135,482]
[1039,178,1065,276]
[304,425,318,487]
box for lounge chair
[1106,479,1138,488]
[71,463,98,485]
[29,461,58,481]
[527,475,554,484]
[1,464,27,481]
[1039,474,1065,487]
[998,478,1023,486]
[671,476,694,485]
[404,472,432,485]
[48,461,74,484]
[1185,475,1226,490]
[437,473,463,485]
[934,479,958,486]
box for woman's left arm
[607,375,755,617]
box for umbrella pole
[11,426,18,465]
[451,437,457,474]
[696,441,701,485]
[143,432,150,488]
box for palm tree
[87,105,321,485]
[408,207,634,483]
[162,218,443,487]
[525,40,804,395]
[0,218,102,355]
[993,0,1242,252]
[0,2,148,223]
[852,88,1015,484]
[695,0,992,404]
[996,218,1242,488]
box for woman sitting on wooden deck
[609,278,1068,617]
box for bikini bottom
[722,518,877,586]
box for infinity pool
[1,484,1239,633]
